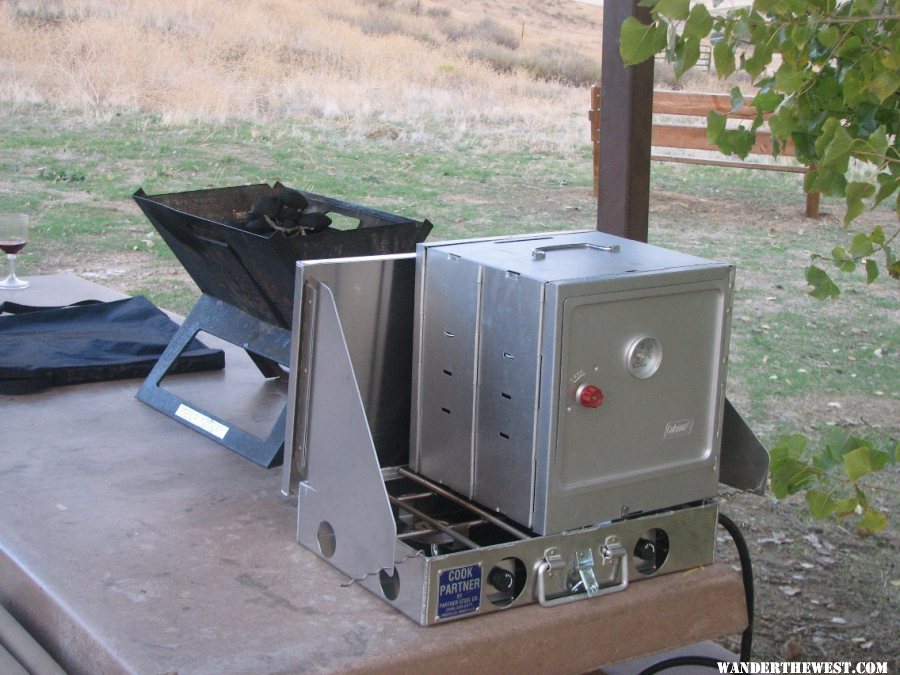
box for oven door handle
[531,242,621,260]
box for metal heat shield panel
[472,267,545,527]
[284,253,417,494]
[413,251,482,497]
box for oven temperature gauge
[626,337,662,379]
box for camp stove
[284,231,766,625]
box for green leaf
[822,125,855,174]
[620,17,667,65]
[808,164,848,197]
[713,39,735,77]
[870,226,885,246]
[818,26,840,48]
[843,446,890,481]
[852,102,880,138]
[752,88,782,114]
[674,37,701,79]
[770,458,815,498]
[869,69,899,104]
[743,46,773,81]
[729,87,745,113]
[814,117,840,158]
[775,62,805,93]
[836,35,863,59]
[684,4,713,40]
[825,431,862,462]
[724,128,755,158]
[865,127,889,160]
[844,182,875,225]
[789,22,813,50]
[653,0,690,20]
[831,244,855,272]
[806,490,837,519]
[833,496,859,518]
[873,175,896,208]
[771,434,809,461]
[706,110,726,145]
[857,507,888,534]
[865,259,879,284]
[849,231,875,258]
[769,109,798,145]
[889,260,900,279]
[842,69,869,108]
[805,265,840,299]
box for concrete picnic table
[0,274,746,674]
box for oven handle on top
[531,242,621,260]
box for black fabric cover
[0,296,224,395]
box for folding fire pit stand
[134,183,431,468]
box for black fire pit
[133,182,432,467]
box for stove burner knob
[488,567,515,593]
[576,384,604,409]
[634,538,657,561]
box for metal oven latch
[535,537,629,607]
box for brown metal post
[596,1,655,243]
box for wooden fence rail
[590,85,820,218]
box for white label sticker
[175,404,229,439]
[664,418,694,439]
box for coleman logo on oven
[664,418,694,439]
[437,564,482,620]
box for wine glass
[0,213,30,290]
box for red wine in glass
[0,213,30,289]
[0,240,26,255]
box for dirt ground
[716,487,898,665]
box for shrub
[467,44,520,76]
[523,47,599,86]
[6,0,80,25]
[434,16,468,42]
[356,0,396,8]
[435,16,519,50]
[471,17,519,50]
[359,12,401,36]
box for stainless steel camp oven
[286,250,722,625]
[285,232,759,625]
[411,230,735,535]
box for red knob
[577,384,604,408]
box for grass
[2,102,896,452]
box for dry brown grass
[0,0,756,152]
[0,0,610,150]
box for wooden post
[805,190,820,218]
[596,0,655,243]
[590,84,601,198]
[805,165,821,218]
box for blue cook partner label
[436,563,482,620]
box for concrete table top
[0,275,747,674]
